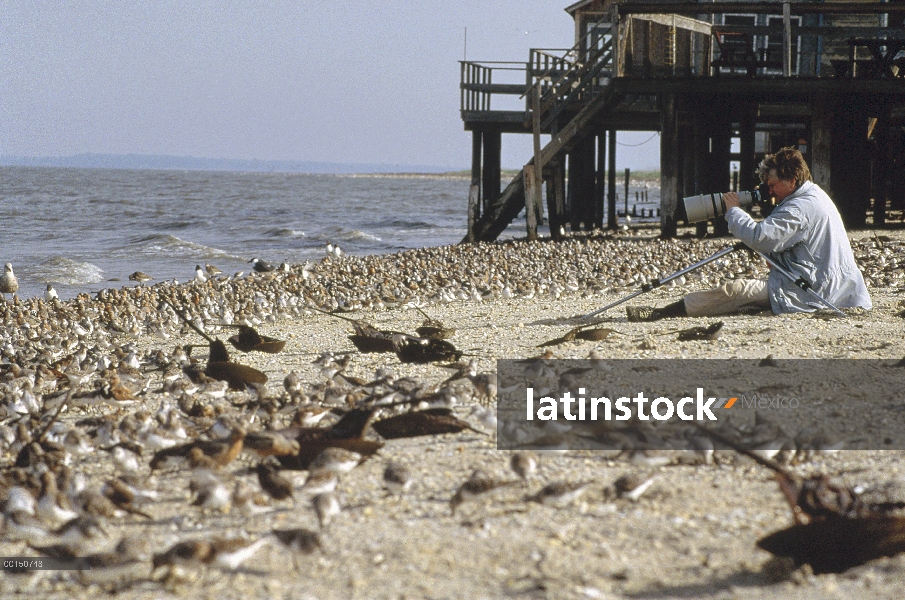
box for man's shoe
[626,306,658,322]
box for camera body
[683,189,764,223]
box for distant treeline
[460,169,661,182]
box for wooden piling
[660,93,679,238]
[624,168,631,220]
[524,165,539,240]
[596,132,607,229]
[482,129,501,216]
[607,130,617,229]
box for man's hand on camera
[723,192,740,210]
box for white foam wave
[129,234,238,260]
[32,257,105,285]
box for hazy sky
[1,1,661,170]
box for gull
[44,283,58,302]
[194,265,208,283]
[0,263,18,299]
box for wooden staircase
[462,22,619,243]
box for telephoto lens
[683,189,761,223]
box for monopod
[582,242,846,320]
[582,243,746,319]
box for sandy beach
[2,228,905,599]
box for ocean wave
[124,234,237,259]
[324,228,382,242]
[31,257,105,285]
[372,219,435,230]
[264,228,306,238]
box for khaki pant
[683,279,771,317]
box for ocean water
[1,166,660,301]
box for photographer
[627,147,872,321]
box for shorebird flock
[0,233,903,592]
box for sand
[3,228,905,599]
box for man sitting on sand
[627,147,872,321]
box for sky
[0,1,661,171]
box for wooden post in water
[623,168,630,220]
[607,130,617,228]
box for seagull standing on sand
[0,263,18,300]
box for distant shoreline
[0,155,661,180]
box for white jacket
[725,181,872,313]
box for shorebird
[128,271,152,283]
[301,470,339,495]
[613,473,656,501]
[308,447,362,474]
[450,470,519,515]
[0,263,18,299]
[510,452,538,485]
[205,263,222,277]
[152,537,268,575]
[313,492,340,528]
[256,458,294,501]
[272,528,321,570]
[526,481,593,506]
[249,258,275,273]
[44,283,58,302]
[383,462,412,497]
